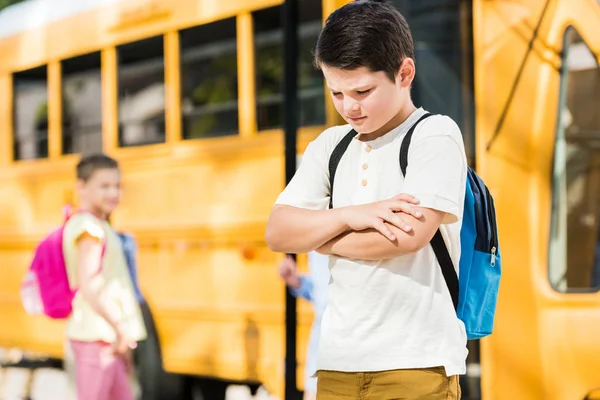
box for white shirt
[275,108,469,376]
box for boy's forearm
[318,226,415,260]
[318,208,445,260]
[79,277,123,333]
[266,205,350,254]
[77,236,124,334]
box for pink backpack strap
[62,205,73,221]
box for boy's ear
[397,58,415,87]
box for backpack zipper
[483,184,499,251]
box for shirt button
[361,179,368,186]
[365,145,372,153]
[362,163,368,170]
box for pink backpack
[20,207,106,319]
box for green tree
[0,0,25,12]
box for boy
[265,1,468,398]
[63,154,147,400]
[279,252,329,400]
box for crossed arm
[265,197,446,261]
[317,207,445,260]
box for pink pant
[70,340,133,400]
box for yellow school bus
[0,0,598,399]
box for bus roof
[0,0,119,40]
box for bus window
[549,28,600,292]
[117,36,166,147]
[253,0,324,132]
[13,66,48,161]
[62,52,102,154]
[180,18,238,139]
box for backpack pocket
[460,249,501,339]
[20,270,44,315]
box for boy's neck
[78,202,108,221]
[359,101,417,142]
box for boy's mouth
[348,116,367,123]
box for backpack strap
[399,113,436,176]
[430,232,459,310]
[328,128,357,209]
[399,113,459,310]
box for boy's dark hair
[76,154,119,182]
[314,0,414,82]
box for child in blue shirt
[279,251,329,400]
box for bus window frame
[61,52,104,156]
[11,64,51,163]
[1,3,332,166]
[106,14,329,160]
[548,25,600,294]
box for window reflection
[180,18,238,139]
[253,1,325,131]
[62,52,103,154]
[13,66,48,160]
[549,28,600,292]
[118,36,166,147]
[391,0,475,165]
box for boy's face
[78,168,121,215]
[322,65,410,135]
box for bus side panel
[475,0,600,399]
[474,0,553,398]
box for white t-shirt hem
[315,356,466,377]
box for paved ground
[0,367,276,400]
[0,347,279,400]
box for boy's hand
[341,194,421,241]
[279,256,301,289]
[112,326,136,356]
[113,327,136,372]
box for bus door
[540,1,600,399]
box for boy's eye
[331,91,342,97]
[357,89,372,95]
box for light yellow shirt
[63,213,147,343]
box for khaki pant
[316,367,461,400]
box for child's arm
[317,207,446,260]
[266,130,420,255]
[289,275,314,303]
[279,255,314,302]
[266,194,420,254]
[266,206,350,254]
[76,234,134,354]
[319,126,467,261]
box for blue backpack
[328,113,502,340]
[117,232,145,303]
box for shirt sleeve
[274,131,334,211]
[64,213,106,245]
[289,275,315,302]
[401,120,467,224]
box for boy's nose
[344,101,360,115]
